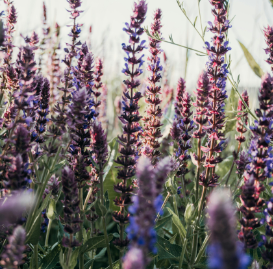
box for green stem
[179,237,188,269]
[102,216,113,269]
[197,0,203,34]
[79,188,84,269]
[99,170,113,269]
[45,218,53,247]
[173,194,179,217]
[34,244,38,269]
[190,186,207,265]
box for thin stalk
[99,171,113,269]
[83,187,93,211]
[173,194,179,217]
[179,237,188,269]
[197,0,203,34]
[225,142,241,186]
[144,28,207,55]
[34,244,38,269]
[79,188,84,269]
[190,186,207,265]
[155,192,171,222]
[45,218,53,247]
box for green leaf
[103,158,119,211]
[94,199,107,217]
[80,234,113,254]
[193,16,198,27]
[40,243,61,269]
[47,200,56,220]
[194,234,210,264]
[155,215,172,231]
[57,220,64,242]
[103,138,118,181]
[238,40,264,78]
[26,194,51,244]
[25,214,42,244]
[184,203,195,225]
[156,235,181,261]
[169,233,178,244]
[69,248,79,269]
[166,208,186,240]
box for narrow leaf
[238,40,264,78]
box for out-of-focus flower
[0,226,26,269]
[126,156,170,267]
[0,192,34,224]
[207,189,250,269]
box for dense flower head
[61,166,81,248]
[31,77,50,147]
[0,226,26,269]
[262,198,273,267]
[113,0,147,248]
[44,175,60,198]
[66,88,92,188]
[239,74,273,249]
[93,58,103,117]
[4,125,31,191]
[235,151,250,178]
[142,8,163,163]
[199,0,231,190]
[126,156,170,267]
[264,26,273,71]
[171,78,194,194]
[207,189,250,269]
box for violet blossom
[207,189,250,269]
[113,0,147,248]
[142,8,163,164]
[124,156,170,268]
[239,73,273,249]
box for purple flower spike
[61,166,81,248]
[207,189,250,269]
[142,9,163,164]
[264,26,273,71]
[171,78,194,196]
[51,0,83,135]
[199,0,231,189]
[0,226,26,268]
[93,58,104,117]
[113,0,147,249]
[239,73,273,249]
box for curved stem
[79,188,84,269]
[45,218,53,247]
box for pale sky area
[1,0,272,90]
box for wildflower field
[0,0,273,268]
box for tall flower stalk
[238,73,273,249]
[225,90,249,186]
[142,9,163,164]
[51,0,82,134]
[170,78,194,198]
[192,71,210,199]
[191,0,231,263]
[113,0,147,254]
